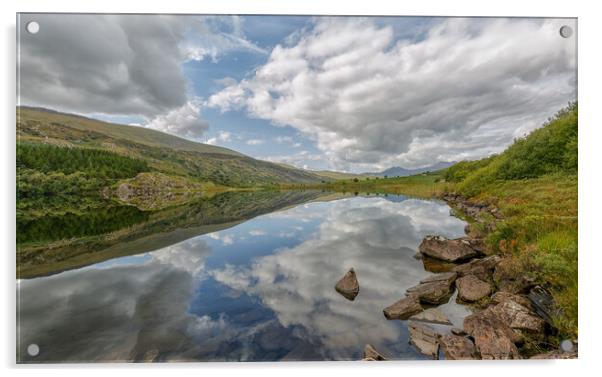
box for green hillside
[16,106,322,189]
[18,106,243,156]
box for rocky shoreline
[355,192,577,361]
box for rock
[456,275,492,302]
[408,321,439,359]
[383,295,423,320]
[413,252,423,260]
[406,279,453,305]
[438,334,477,360]
[463,309,521,359]
[491,291,533,309]
[451,328,467,336]
[453,256,501,281]
[489,299,545,333]
[410,308,452,325]
[335,268,359,301]
[420,271,457,286]
[419,235,478,262]
[363,344,386,361]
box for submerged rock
[463,309,521,359]
[410,308,452,325]
[408,321,439,359]
[419,235,478,262]
[383,295,423,320]
[456,275,492,302]
[335,268,360,301]
[363,344,386,361]
[438,334,476,360]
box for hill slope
[17,106,322,187]
[366,161,455,177]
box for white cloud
[246,139,265,145]
[249,230,267,236]
[208,17,576,170]
[206,131,232,145]
[145,98,209,139]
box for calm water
[17,193,469,362]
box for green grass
[283,172,448,198]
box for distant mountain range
[365,161,455,177]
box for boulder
[383,295,423,320]
[453,256,501,281]
[363,344,386,360]
[438,334,477,360]
[463,309,521,359]
[490,291,533,310]
[419,236,478,262]
[335,268,360,301]
[408,321,439,359]
[406,279,453,305]
[490,299,545,333]
[456,275,492,302]
[410,308,452,325]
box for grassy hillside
[18,106,243,156]
[17,107,322,189]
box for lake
[17,192,470,362]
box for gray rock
[456,275,492,302]
[363,344,386,360]
[463,309,521,359]
[335,268,359,301]
[490,299,545,333]
[406,279,453,305]
[419,235,478,262]
[453,256,501,281]
[410,308,452,325]
[438,334,477,360]
[408,321,439,358]
[383,295,423,320]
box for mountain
[366,161,455,177]
[17,106,322,187]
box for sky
[18,14,576,173]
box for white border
[2,1,600,376]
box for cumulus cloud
[18,14,265,139]
[206,130,233,145]
[145,99,209,139]
[211,197,468,358]
[208,17,577,170]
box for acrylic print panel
[16,14,577,363]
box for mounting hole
[560,339,574,352]
[26,21,40,35]
[559,25,573,38]
[27,343,40,357]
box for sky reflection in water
[18,195,468,362]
